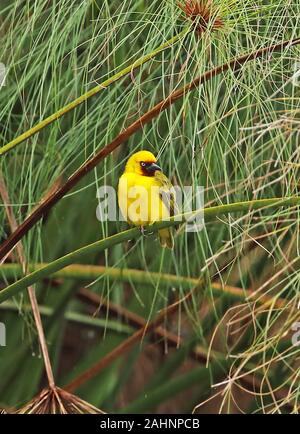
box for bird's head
[125,150,161,176]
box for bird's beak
[146,162,161,173]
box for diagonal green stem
[0,196,299,303]
[0,28,189,156]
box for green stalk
[0,301,132,334]
[0,28,189,156]
[0,196,299,303]
[0,262,286,308]
[0,263,208,289]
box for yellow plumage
[118,150,176,249]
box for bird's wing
[154,170,178,217]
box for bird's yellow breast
[118,172,170,226]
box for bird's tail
[158,228,174,249]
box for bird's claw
[139,226,153,237]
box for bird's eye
[140,162,146,167]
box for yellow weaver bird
[118,150,177,249]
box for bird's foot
[139,226,146,236]
[139,226,153,236]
